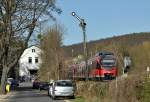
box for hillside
[63,32,150,58]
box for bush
[136,76,150,102]
[73,73,150,102]
[73,96,85,102]
[75,81,108,102]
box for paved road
[3,82,67,102]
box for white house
[19,45,42,80]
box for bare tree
[0,0,61,94]
[39,24,64,81]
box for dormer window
[32,49,35,52]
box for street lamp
[71,12,88,80]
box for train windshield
[101,59,116,67]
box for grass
[72,96,86,102]
[137,76,150,102]
[71,74,150,102]
[71,81,108,102]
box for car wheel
[47,90,49,96]
[70,95,75,99]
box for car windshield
[102,59,116,67]
[55,81,73,87]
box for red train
[67,51,117,81]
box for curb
[0,93,9,99]
[65,100,71,102]
[0,94,9,102]
[0,95,7,99]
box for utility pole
[72,49,74,57]
[71,12,88,80]
[48,72,50,82]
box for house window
[35,57,38,63]
[28,57,32,63]
[32,49,35,52]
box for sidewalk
[0,92,15,102]
[0,93,9,102]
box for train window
[101,59,115,67]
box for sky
[54,0,150,45]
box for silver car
[51,80,76,99]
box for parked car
[32,79,40,89]
[39,82,49,91]
[51,80,76,99]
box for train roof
[95,51,114,57]
[95,51,115,60]
[98,51,114,55]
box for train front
[100,57,117,80]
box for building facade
[19,45,41,80]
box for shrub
[74,73,150,102]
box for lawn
[72,96,86,102]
